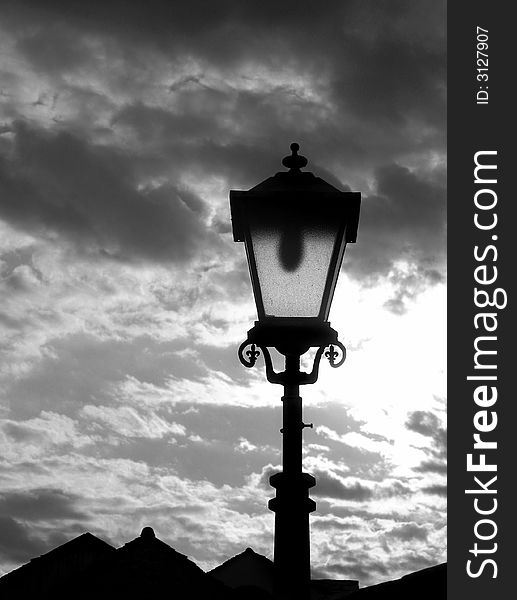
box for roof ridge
[29,531,115,561]
[209,547,273,575]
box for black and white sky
[0,0,446,585]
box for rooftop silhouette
[0,531,116,598]
[345,563,446,599]
[0,527,445,599]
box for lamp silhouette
[230,143,361,600]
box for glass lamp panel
[248,208,341,318]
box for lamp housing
[230,144,360,351]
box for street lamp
[230,143,361,600]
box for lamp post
[230,144,361,600]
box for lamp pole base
[269,471,316,600]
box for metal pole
[283,354,302,475]
[269,353,315,600]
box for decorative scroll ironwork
[324,342,346,368]
[238,339,347,385]
[238,341,261,368]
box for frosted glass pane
[250,220,338,317]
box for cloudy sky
[0,0,446,586]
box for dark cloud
[406,410,446,457]
[312,472,373,502]
[225,497,265,517]
[0,122,220,264]
[382,266,445,315]
[0,516,88,566]
[0,488,89,522]
[0,488,91,565]
[4,1,443,64]
[15,22,92,73]
[321,556,390,583]
[0,517,48,563]
[3,334,215,419]
[406,410,447,476]
[347,163,445,288]
[0,245,40,278]
[312,518,361,532]
[1,0,445,284]
[2,422,45,443]
[386,522,428,542]
[334,11,445,128]
[422,484,447,497]
[112,102,220,147]
[406,411,441,438]
[178,404,281,449]
[377,481,412,499]
[415,461,447,475]
[317,551,442,586]
[258,464,374,502]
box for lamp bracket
[238,339,347,386]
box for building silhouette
[209,547,360,600]
[0,527,445,599]
[345,563,446,600]
[0,532,115,598]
